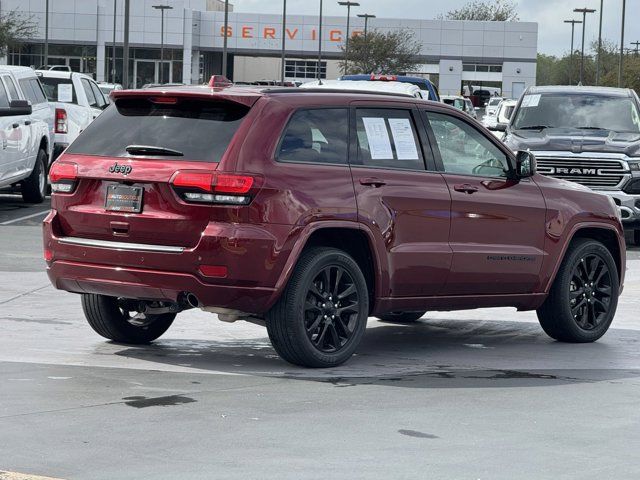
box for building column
[96,3,107,81]
[182,8,193,84]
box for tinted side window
[354,108,424,171]
[29,78,47,104]
[0,81,9,108]
[278,109,348,165]
[81,78,97,107]
[2,76,19,100]
[426,112,510,178]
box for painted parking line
[0,210,50,226]
[0,472,66,480]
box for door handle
[12,123,19,129]
[24,120,31,125]
[359,177,386,187]
[453,183,479,194]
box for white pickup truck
[37,70,109,159]
[0,66,53,203]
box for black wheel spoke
[570,288,584,300]
[306,314,323,333]
[571,299,586,315]
[309,283,325,300]
[337,302,359,316]
[337,284,356,300]
[329,324,341,348]
[332,268,343,297]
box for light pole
[357,13,375,39]
[618,0,626,87]
[338,1,359,74]
[112,0,117,83]
[632,41,640,55]
[574,7,596,85]
[123,0,130,88]
[222,0,229,78]
[44,0,49,66]
[596,0,603,84]
[317,0,323,82]
[564,19,582,85]
[281,0,287,86]
[152,5,173,85]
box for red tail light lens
[55,108,68,134]
[171,171,256,205]
[49,161,78,193]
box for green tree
[439,0,519,21]
[340,30,422,75]
[0,10,37,57]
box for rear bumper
[43,210,294,314]
[46,260,275,313]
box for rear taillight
[49,161,78,193]
[171,171,255,205]
[55,108,68,134]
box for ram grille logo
[548,167,598,176]
[108,163,132,175]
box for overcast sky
[231,0,638,56]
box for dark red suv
[43,86,626,367]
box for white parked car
[482,99,503,129]
[441,95,478,119]
[0,66,53,203]
[489,99,518,139]
[299,79,428,99]
[485,96,504,116]
[37,70,109,159]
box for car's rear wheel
[537,239,619,343]
[81,294,176,344]
[21,149,47,203]
[266,247,369,368]
[376,311,426,323]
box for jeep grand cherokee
[43,85,625,367]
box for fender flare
[264,221,389,311]
[541,221,625,294]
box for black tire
[376,311,426,323]
[21,149,47,203]
[537,238,619,343]
[266,247,369,368]
[634,230,640,247]
[81,294,176,344]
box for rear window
[66,96,250,162]
[40,77,77,103]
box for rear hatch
[50,91,257,248]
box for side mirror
[515,150,537,178]
[0,99,32,117]
[494,123,507,132]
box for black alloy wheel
[266,247,369,368]
[303,264,361,353]
[537,239,619,343]
[569,253,613,331]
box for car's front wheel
[81,294,176,344]
[266,247,369,368]
[537,239,619,343]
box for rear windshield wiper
[575,126,609,131]
[517,125,554,130]
[125,145,184,156]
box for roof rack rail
[263,87,415,98]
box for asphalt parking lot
[2,193,640,480]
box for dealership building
[0,0,538,98]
